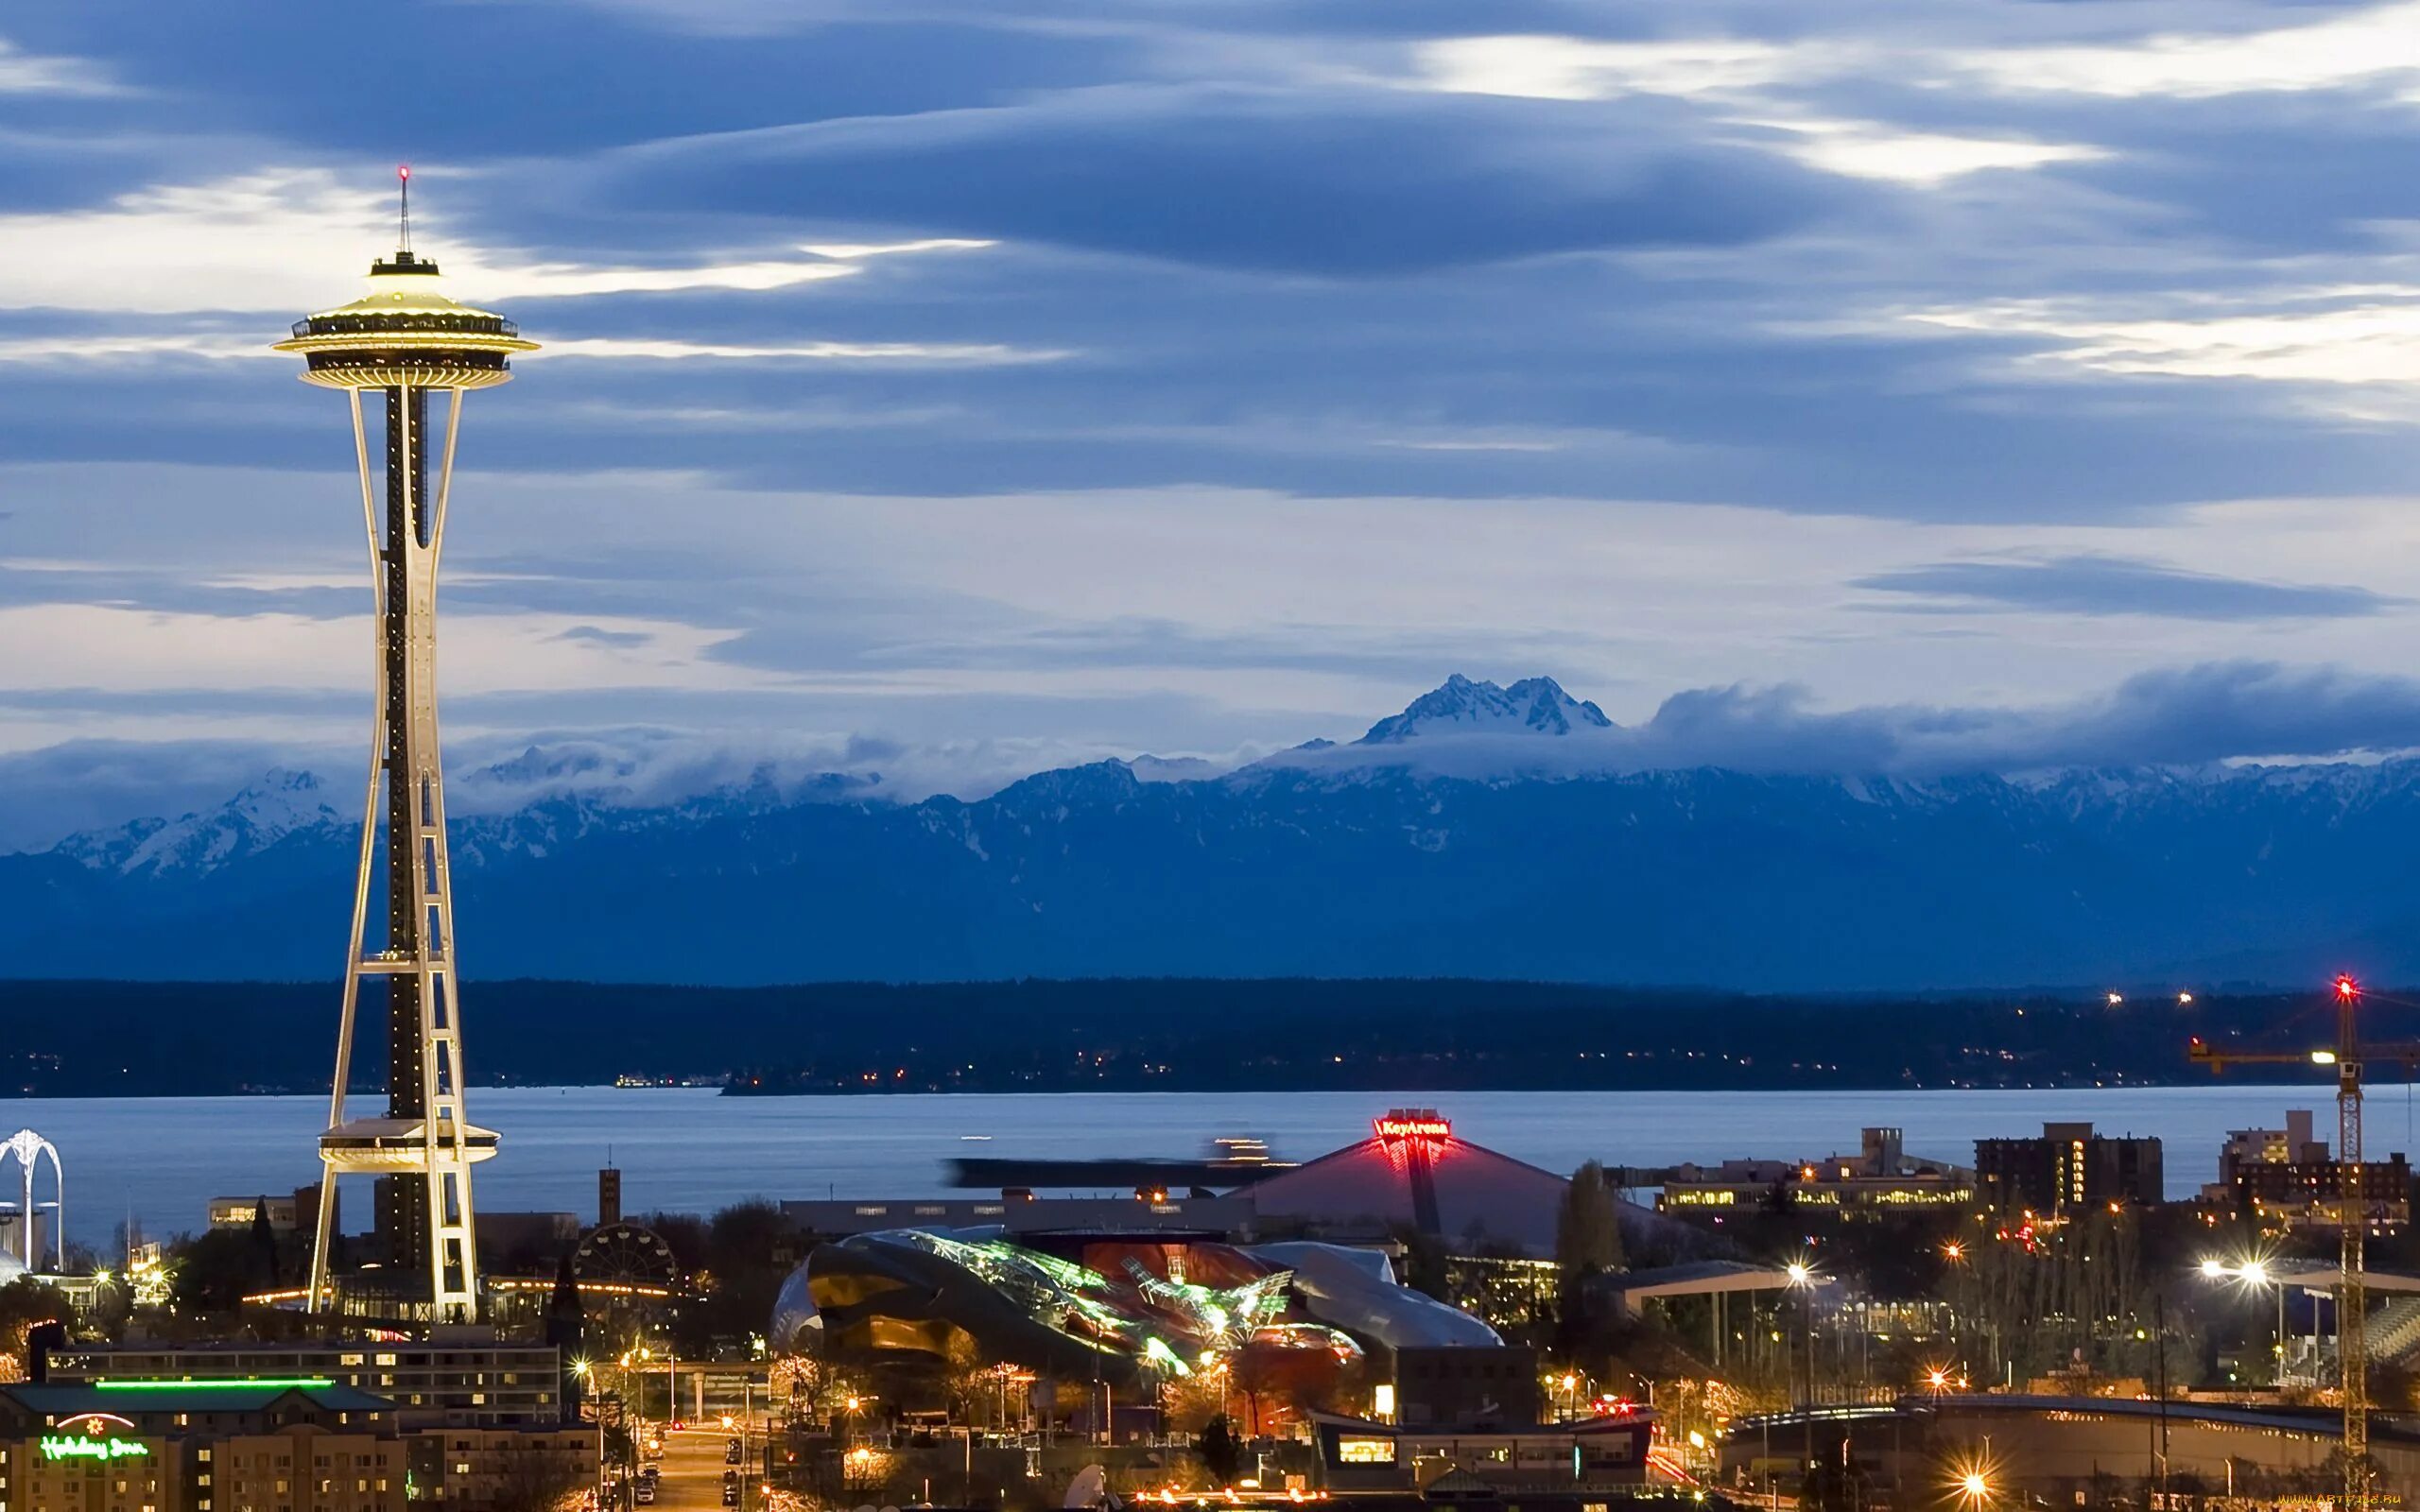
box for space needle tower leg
[282,172,526,1323]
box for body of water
[9,1082,2415,1247]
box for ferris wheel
[574,1221,681,1294]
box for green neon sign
[42,1436,149,1461]
[95,1378,335,1391]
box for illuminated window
[1337,1439,1396,1465]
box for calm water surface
[9,1083,2415,1246]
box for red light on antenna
[2337,975,2359,1000]
[398,164,411,180]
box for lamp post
[2199,1257,2286,1392]
[2239,1261,2287,1387]
[1786,1262,1818,1408]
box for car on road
[720,1486,739,1507]
[633,1483,656,1506]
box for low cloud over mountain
[17,668,2420,991]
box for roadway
[646,1425,744,1512]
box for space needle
[276,169,535,1320]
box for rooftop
[1,1381,395,1416]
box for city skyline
[12,3,2420,834]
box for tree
[1195,1416,1244,1486]
[250,1200,281,1289]
[169,1228,270,1315]
[1557,1162,1624,1278]
[1398,1229,1450,1302]
[545,1252,587,1416]
[490,1445,588,1512]
[0,1278,67,1383]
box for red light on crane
[398,164,411,181]
[2337,974,2360,1001]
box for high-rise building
[44,1334,566,1428]
[275,172,537,1321]
[2203,1108,2411,1229]
[1974,1122,2163,1214]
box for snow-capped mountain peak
[54,768,343,876]
[1357,674,1615,744]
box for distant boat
[959,1135,994,1142]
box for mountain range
[11,673,2420,991]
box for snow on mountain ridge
[41,675,2420,879]
[1357,674,1614,744]
[57,768,344,877]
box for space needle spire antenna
[275,179,535,1323]
[397,163,411,256]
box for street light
[2197,1258,2287,1390]
[1949,1447,1998,1512]
[1783,1258,1820,1407]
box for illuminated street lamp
[1783,1258,1821,1407]
[1948,1446,1999,1512]
[2197,1258,2287,1389]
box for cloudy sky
[10,0,2420,841]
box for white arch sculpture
[0,1129,62,1273]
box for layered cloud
[8,1,2420,833]
[1855,555,2400,621]
[1268,662,2420,783]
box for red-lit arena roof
[1242,1109,1570,1257]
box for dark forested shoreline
[0,976,2391,1097]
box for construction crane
[2189,974,2419,1512]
